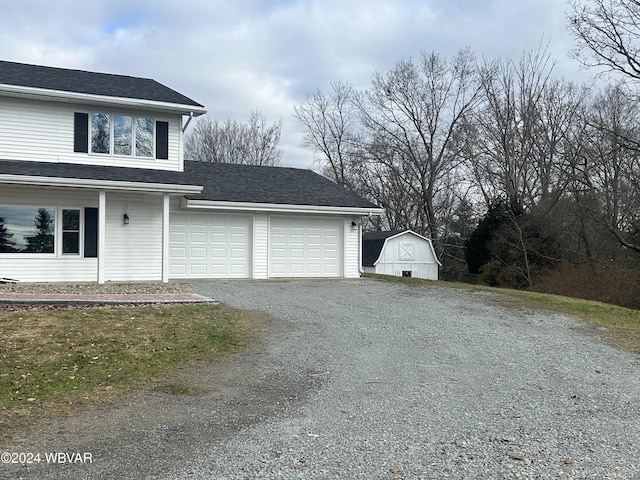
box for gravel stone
[0,281,193,295]
[2,278,639,479]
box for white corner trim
[0,174,203,194]
[182,199,385,216]
[0,84,207,116]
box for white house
[362,230,440,280]
[0,60,382,283]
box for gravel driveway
[4,279,640,479]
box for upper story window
[90,113,154,157]
[75,112,168,159]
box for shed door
[269,216,342,277]
[169,213,251,278]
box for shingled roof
[0,160,380,210]
[0,159,194,186]
[182,161,379,209]
[0,60,203,108]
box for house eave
[0,84,207,116]
[0,174,203,194]
[183,199,385,216]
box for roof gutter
[0,84,207,116]
[183,199,385,216]
[0,174,203,194]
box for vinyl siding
[253,214,269,279]
[343,217,361,278]
[103,192,164,281]
[0,96,183,171]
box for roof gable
[0,60,203,108]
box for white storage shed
[362,230,440,280]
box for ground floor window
[62,209,81,254]
[0,206,94,256]
[0,206,55,253]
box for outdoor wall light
[351,221,358,230]
[123,213,130,225]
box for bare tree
[567,0,640,81]
[185,111,282,166]
[294,82,359,187]
[574,83,640,254]
[464,46,587,217]
[356,49,483,243]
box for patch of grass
[364,273,640,356]
[0,303,261,435]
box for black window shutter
[156,121,169,159]
[84,208,98,258]
[74,113,89,153]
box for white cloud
[0,0,593,168]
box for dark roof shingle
[182,161,379,209]
[0,160,379,210]
[362,230,404,266]
[0,159,193,185]
[0,60,203,108]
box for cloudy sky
[0,0,594,168]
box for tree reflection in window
[136,117,154,157]
[0,216,16,252]
[114,115,132,156]
[62,209,80,254]
[91,113,110,154]
[25,208,54,252]
[0,207,55,253]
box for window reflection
[0,207,55,253]
[136,117,154,157]
[91,113,110,154]
[114,115,132,156]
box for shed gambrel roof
[362,230,403,266]
[362,230,441,267]
[181,161,378,209]
[0,60,204,108]
[0,160,380,210]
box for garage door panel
[269,216,342,278]
[170,247,187,258]
[170,213,251,279]
[210,233,227,243]
[190,264,207,275]
[191,232,207,243]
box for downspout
[182,112,194,133]
[358,212,374,275]
[358,218,364,275]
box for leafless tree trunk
[355,49,482,242]
[573,83,640,254]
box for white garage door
[169,213,251,278]
[270,216,342,277]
